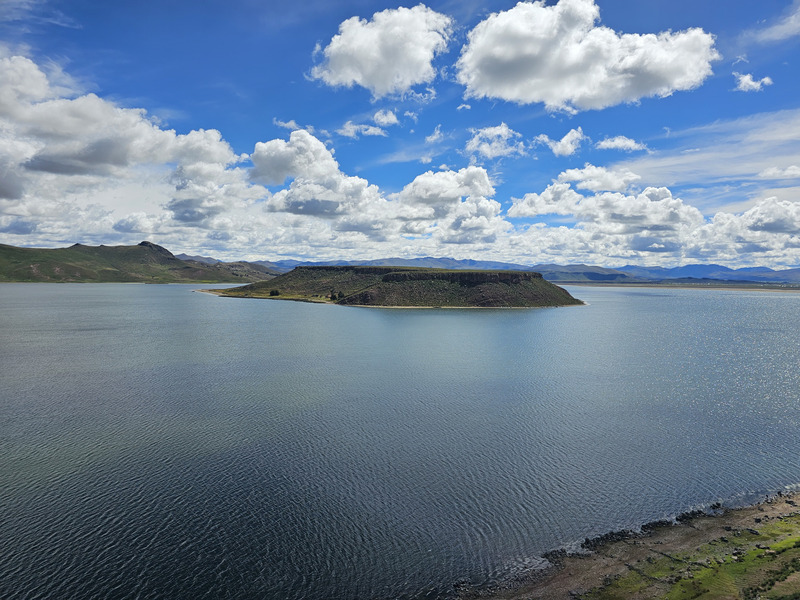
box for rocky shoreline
[462,490,800,599]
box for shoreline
[469,490,800,599]
[201,288,584,308]
[564,282,800,293]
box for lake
[2,283,800,599]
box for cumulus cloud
[395,166,495,217]
[507,182,583,218]
[6,50,800,266]
[740,197,800,234]
[166,159,257,227]
[557,164,641,192]
[760,165,800,179]
[251,130,388,227]
[250,129,340,186]
[595,136,647,152]
[335,120,387,138]
[465,123,526,161]
[508,182,704,241]
[373,109,398,126]
[393,166,508,243]
[534,127,586,156]
[693,197,800,265]
[503,179,800,265]
[310,5,452,98]
[456,0,719,112]
[734,72,773,92]
[0,52,258,242]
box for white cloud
[751,1,800,42]
[335,120,387,138]
[373,109,398,126]
[395,166,495,216]
[759,165,800,179]
[466,122,526,160]
[557,164,641,192]
[6,51,800,266]
[509,182,704,243]
[273,118,302,131]
[0,1,40,22]
[250,129,339,185]
[0,0,79,28]
[0,53,268,248]
[457,103,471,111]
[595,136,647,152]
[534,127,586,157]
[456,0,719,112]
[505,175,800,266]
[738,197,800,234]
[0,54,243,179]
[617,109,800,213]
[693,198,800,264]
[507,182,583,218]
[393,166,508,243]
[272,118,327,138]
[0,54,54,111]
[734,72,773,92]
[251,130,394,236]
[425,124,443,144]
[310,5,452,98]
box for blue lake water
[2,283,800,599]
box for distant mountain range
[3,242,800,285]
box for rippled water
[2,283,800,599]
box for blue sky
[1,0,799,266]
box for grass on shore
[582,511,800,600]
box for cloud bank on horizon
[1,0,799,267]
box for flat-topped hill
[0,241,276,283]
[217,265,582,307]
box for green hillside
[217,265,583,307]
[0,241,275,283]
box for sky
[1,0,800,267]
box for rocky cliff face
[294,265,542,284]
[380,270,540,284]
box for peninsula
[213,265,582,307]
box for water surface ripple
[2,284,800,598]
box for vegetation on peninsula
[215,265,582,308]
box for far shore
[469,490,800,599]
[565,281,800,292]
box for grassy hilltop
[0,241,276,283]
[216,265,582,307]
